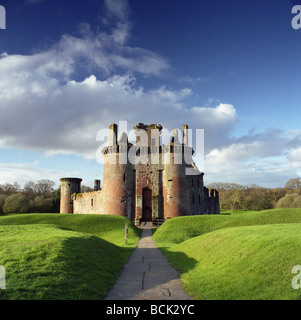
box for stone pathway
[105,226,191,300]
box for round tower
[162,134,190,219]
[60,177,82,214]
[101,124,134,218]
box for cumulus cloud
[0,57,237,159]
[203,128,301,187]
[288,147,301,169]
[0,0,239,161]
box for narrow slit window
[123,173,126,182]
[91,199,93,207]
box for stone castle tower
[60,123,219,224]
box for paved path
[105,226,191,300]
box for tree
[276,193,301,208]
[271,188,287,204]
[1,182,21,195]
[35,179,55,197]
[0,194,8,215]
[3,194,29,214]
[81,185,93,192]
[23,181,36,197]
[29,196,55,213]
[285,178,301,194]
[210,182,277,211]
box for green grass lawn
[153,209,301,300]
[0,214,142,300]
[153,208,301,244]
[2,209,301,300]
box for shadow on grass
[56,235,136,300]
[0,235,136,300]
[157,246,198,275]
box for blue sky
[0,0,301,188]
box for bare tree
[35,179,55,197]
[1,182,21,195]
[285,178,301,194]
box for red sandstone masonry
[60,123,220,220]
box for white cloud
[203,129,301,187]
[0,162,63,187]
[0,1,238,161]
[288,147,301,169]
[0,58,238,159]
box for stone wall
[73,190,103,214]
[203,187,220,214]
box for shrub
[0,194,8,215]
[3,193,29,214]
[276,193,301,208]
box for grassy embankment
[153,208,301,300]
[0,214,142,300]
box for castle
[60,123,219,225]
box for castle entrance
[142,188,152,221]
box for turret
[94,179,101,191]
[162,127,190,219]
[101,124,134,218]
[60,177,82,213]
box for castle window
[192,194,195,204]
[123,173,126,182]
[91,199,93,207]
[199,195,201,204]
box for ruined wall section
[203,187,220,214]
[186,171,205,215]
[73,190,103,214]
